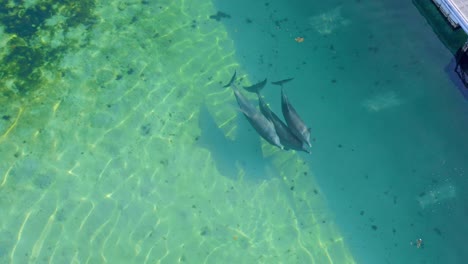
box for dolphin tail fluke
[223,70,237,88]
[243,78,267,94]
[271,77,294,87]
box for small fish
[271,78,294,87]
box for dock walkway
[433,0,468,32]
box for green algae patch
[0,0,96,101]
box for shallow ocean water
[0,0,467,263]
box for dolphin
[224,72,283,150]
[258,95,310,153]
[281,87,311,147]
[243,79,310,153]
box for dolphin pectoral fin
[223,70,237,88]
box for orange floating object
[295,37,304,43]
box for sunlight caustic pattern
[362,91,403,112]
[308,6,351,36]
[0,0,355,263]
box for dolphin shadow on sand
[196,104,280,182]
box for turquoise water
[0,0,467,263]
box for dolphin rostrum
[244,79,310,153]
[224,72,283,150]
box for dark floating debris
[360,210,364,216]
[274,18,288,29]
[200,226,209,236]
[433,227,442,236]
[140,123,151,136]
[368,46,378,53]
[371,225,378,231]
[209,11,231,22]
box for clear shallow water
[0,0,467,263]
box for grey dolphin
[258,96,310,153]
[243,79,310,153]
[281,87,311,147]
[224,72,283,150]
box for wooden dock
[433,0,468,32]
